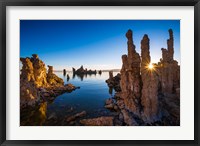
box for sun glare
[148,63,154,70]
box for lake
[43,71,119,125]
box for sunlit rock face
[20,54,48,88]
[20,54,73,108]
[20,57,39,107]
[119,29,142,116]
[30,54,48,87]
[20,57,35,82]
[141,34,160,123]
[47,65,64,86]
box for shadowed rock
[106,72,121,92]
[72,65,97,75]
[63,69,66,76]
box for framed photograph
[0,0,199,145]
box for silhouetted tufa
[72,67,76,73]
[72,65,97,75]
[63,69,66,76]
[98,70,102,75]
[109,71,113,79]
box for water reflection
[65,73,98,81]
[21,71,120,126]
[109,87,113,96]
[67,74,70,82]
[20,102,47,126]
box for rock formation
[30,54,48,87]
[119,29,142,116]
[72,65,97,75]
[20,54,78,108]
[47,65,64,86]
[63,69,66,76]
[105,29,180,126]
[140,34,160,122]
[66,111,86,123]
[158,29,180,94]
[106,72,121,92]
[20,57,39,107]
[80,117,114,126]
[98,70,102,75]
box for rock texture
[66,111,86,122]
[106,72,121,92]
[80,117,114,126]
[30,54,48,87]
[105,29,180,126]
[158,29,180,94]
[20,54,78,108]
[119,29,142,116]
[140,34,160,122]
[47,65,64,86]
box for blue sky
[20,20,180,70]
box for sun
[148,63,154,70]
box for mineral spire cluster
[109,29,180,125]
[20,54,76,108]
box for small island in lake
[20,20,180,126]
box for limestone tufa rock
[119,29,142,116]
[80,117,114,126]
[47,65,64,86]
[140,34,160,123]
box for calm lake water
[44,71,119,125]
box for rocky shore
[20,54,80,125]
[104,29,180,126]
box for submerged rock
[66,111,87,122]
[80,117,114,126]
